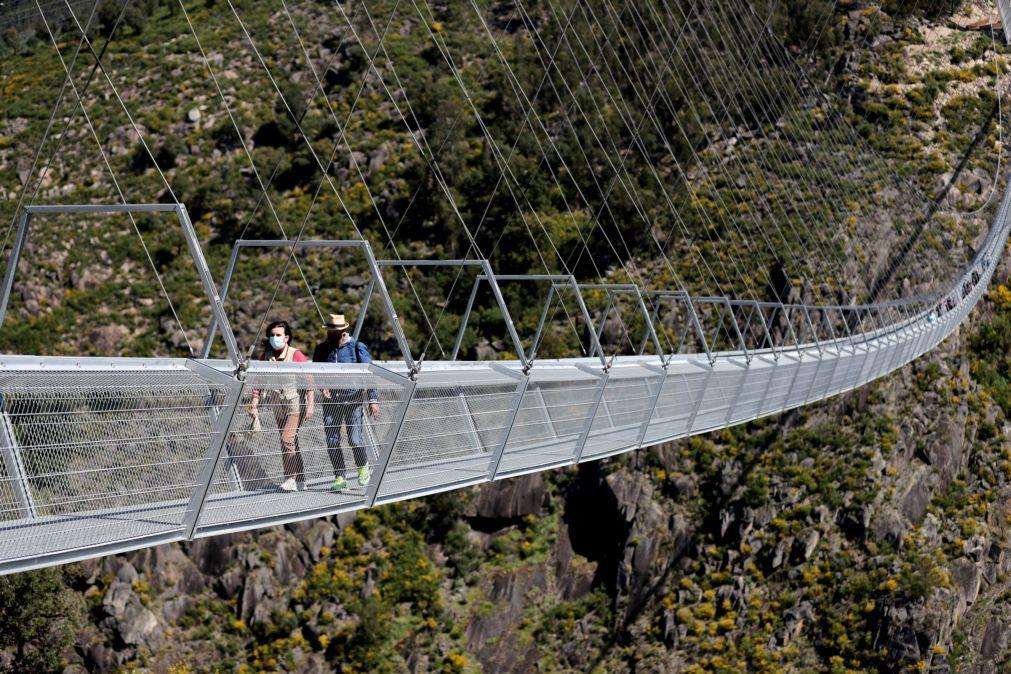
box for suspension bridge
[0,0,1007,574]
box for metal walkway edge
[0,186,1005,574]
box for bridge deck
[0,192,1003,575]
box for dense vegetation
[0,0,1009,672]
[0,0,996,361]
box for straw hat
[324,313,350,330]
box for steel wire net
[495,366,603,477]
[642,365,712,445]
[375,367,522,504]
[194,362,409,533]
[582,364,664,460]
[692,362,751,432]
[0,365,228,563]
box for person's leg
[278,411,301,482]
[271,406,290,481]
[349,404,369,468]
[322,401,347,477]
[293,417,306,486]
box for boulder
[980,619,1007,663]
[767,536,792,570]
[101,580,164,650]
[469,473,546,520]
[900,471,931,525]
[923,412,965,488]
[301,520,337,562]
[341,274,368,289]
[161,596,191,623]
[791,529,820,564]
[88,325,129,353]
[271,538,306,586]
[605,469,691,618]
[368,142,391,174]
[872,506,907,545]
[84,641,117,673]
[475,342,497,360]
[70,267,110,291]
[336,511,358,530]
[949,557,981,609]
[115,562,138,584]
[188,532,244,576]
[554,519,595,600]
[240,567,276,626]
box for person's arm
[358,342,381,417]
[357,341,378,400]
[294,350,315,418]
[249,350,264,417]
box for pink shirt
[252,346,309,401]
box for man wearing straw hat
[313,313,380,492]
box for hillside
[0,0,1010,672]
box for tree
[1,27,25,56]
[0,568,84,673]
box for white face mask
[269,335,285,350]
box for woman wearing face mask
[249,320,315,492]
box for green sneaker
[330,476,347,492]
[357,465,372,487]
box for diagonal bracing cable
[511,0,726,301]
[62,0,179,204]
[408,0,604,350]
[349,0,604,356]
[633,0,854,305]
[529,0,762,311]
[465,1,663,331]
[1,0,100,259]
[280,0,452,357]
[38,1,196,355]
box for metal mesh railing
[494,365,605,478]
[192,361,411,535]
[375,365,522,504]
[0,194,1003,571]
[582,363,664,461]
[0,360,229,569]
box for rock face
[465,565,546,672]
[468,473,546,520]
[604,468,692,620]
[240,567,275,626]
[101,570,164,651]
[88,325,130,353]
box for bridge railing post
[0,210,31,332]
[486,363,529,480]
[2,203,244,365]
[636,363,667,450]
[183,376,246,539]
[200,243,241,359]
[580,283,666,364]
[200,239,419,372]
[685,360,716,434]
[573,364,609,463]
[175,205,242,367]
[799,305,822,356]
[365,364,417,507]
